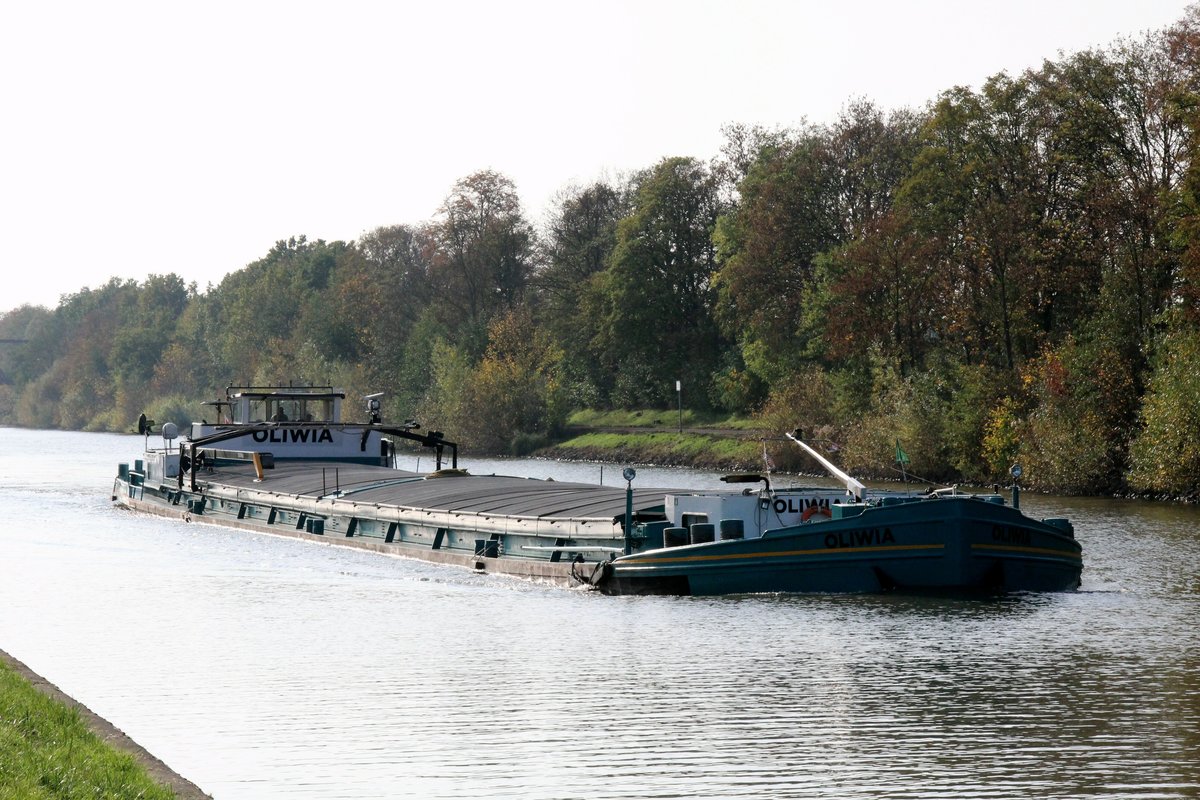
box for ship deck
[199,461,674,521]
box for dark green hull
[599,496,1082,596]
[115,443,1081,598]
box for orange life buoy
[801,505,832,522]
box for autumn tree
[1024,34,1187,488]
[1124,9,1200,494]
[419,307,567,453]
[822,208,944,371]
[430,171,536,353]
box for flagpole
[895,440,910,486]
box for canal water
[0,426,1197,799]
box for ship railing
[520,545,624,554]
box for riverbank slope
[0,648,210,799]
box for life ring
[801,506,832,522]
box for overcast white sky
[0,0,1191,312]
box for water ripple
[1,428,1198,798]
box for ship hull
[113,459,643,588]
[598,498,1082,596]
[114,446,1081,597]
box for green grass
[546,430,764,470]
[0,661,176,799]
[549,408,773,470]
[566,408,756,430]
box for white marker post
[676,380,682,433]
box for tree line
[4,9,1200,496]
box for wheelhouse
[204,386,345,426]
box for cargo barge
[112,385,1083,595]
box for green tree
[10,279,142,428]
[355,223,436,373]
[151,291,231,401]
[712,131,841,383]
[536,180,629,403]
[714,102,921,384]
[841,366,956,483]
[595,157,726,407]
[415,308,566,451]
[1045,38,1185,357]
[1128,321,1200,494]
[1021,330,1137,493]
[900,75,1061,369]
[1169,6,1200,322]
[210,236,349,381]
[110,274,191,385]
[0,305,52,395]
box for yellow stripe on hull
[971,543,1082,562]
[619,542,945,567]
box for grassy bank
[538,429,768,471]
[565,408,759,430]
[535,409,773,471]
[0,659,178,799]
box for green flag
[895,440,910,466]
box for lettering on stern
[990,525,1032,546]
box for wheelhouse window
[297,399,333,422]
[233,392,338,423]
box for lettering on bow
[823,528,896,549]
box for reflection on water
[1,428,1198,799]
